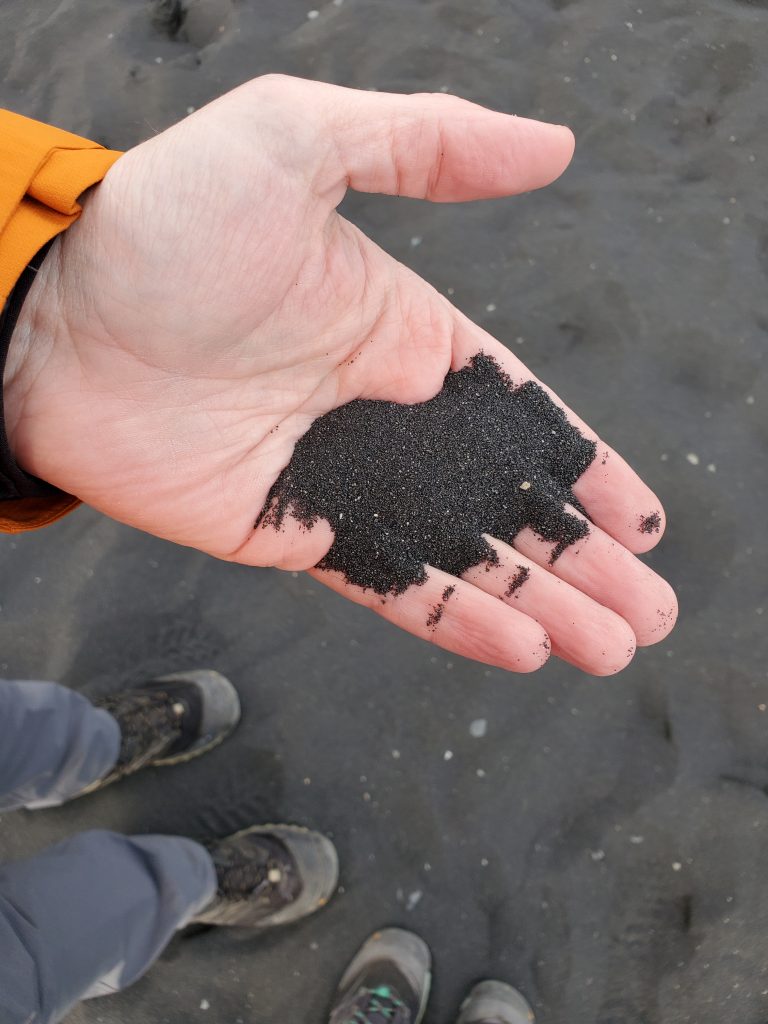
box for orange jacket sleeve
[0,110,123,534]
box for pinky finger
[309,565,551,673]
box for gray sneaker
[456,981,535,1024]
[83,669,241,793]
[329,929,431,1024]
[193,824,339,927]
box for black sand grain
[426,585,456,630]
[504,565,531,598]
[426,602,445,629]
[640,512,662,534]
[259,354,596,596]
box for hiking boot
[193,824,339,927]
[456,981,535,1024]
[329,929,431,1024]
[84,670,240,793]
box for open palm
[8,75,677,675]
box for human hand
[6,75,676,675]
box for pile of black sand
[259,353,597,595]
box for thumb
[251,75,575,202]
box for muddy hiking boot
[193,824,339,927]
[329,929,431,1024]
[82,669,241,793]
[456,981,535,1024]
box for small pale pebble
[447,286,455,295]
[486,303,497,312]
[410,236,422,247]
[107,32,114,39]
[200,1000,210,1011]
[406,890,423,911]
[333,0,344,5]
[187,106,195,114]
[707,464,716,473]
[480,858,489,867]
[307,9,320,19]
[469,718,488,738]
[629,835,645,845]
[519,481,531,490]
[268,868,283,883]
[392,749,401,759]
[476,768,486,778]
[155,56,163,63]
[444,750,453,761]
[723,217,731,225]
[759,704,766,712]
[424,862,431,871]
[303,777,311,785]
[660,453,668,461]
[672,862,682,872]
[746,395,755,405]
[310,941,319,950]
[590,849,606,862]
[686,453,700,466]
[610,53,618,61]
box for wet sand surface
[1,1,767,1021]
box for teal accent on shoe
[346,986,409,1023]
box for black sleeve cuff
[0,240,62,502]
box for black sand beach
[1,1,767,1021]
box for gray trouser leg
[0,680,120,810]
[0,680,218,1024]
[0,830,217,1024]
